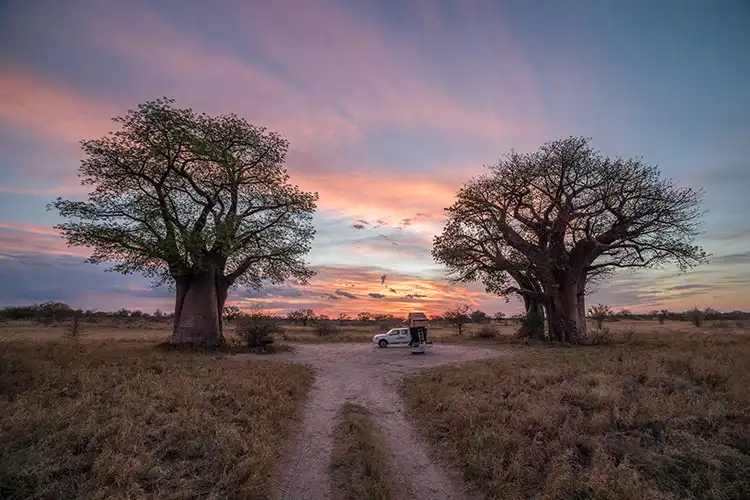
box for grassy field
[2,319,748,499]
[0,339,313,500]
[0,319,516,345]
[401,323,750,500]
[330,402,403,500]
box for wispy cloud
[335,289,359,300]
[0,64,119,143]
[666,284,712,291]
[0,0,748,315]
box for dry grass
[280,322,520,344]
[0,339,313,500]
[330,402,402,500]
[0,320,516,345]
[402,327,750,500]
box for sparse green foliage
[588,304,612,329]
[235,307,283,347]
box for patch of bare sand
[248,343,511,500]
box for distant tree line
[0,302,174,324]
[2,302,746,328]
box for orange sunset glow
[1,0,748,316]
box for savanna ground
[1,318,749,499]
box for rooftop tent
[407,312,428,327]
[407,312,429,345]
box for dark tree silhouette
[50,98,318,346]
[434,137,708,342]
[470,309,488,323]
[444,304,472,336]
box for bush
[235,313,283,347]
[687,307,705,327]
[67,315,81,339]
[622,327,636,343]
[588,304,612,330]
[315,320,336,337]
[588,326,612,345]
[475,324,497,339]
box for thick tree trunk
[545,276,588,343]
[171,269,228,346]
[516,295,546,339]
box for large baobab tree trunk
[545,275,588,343]
[172,269,228,346]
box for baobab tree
[433,137,708,343]
[433,229,548,338]
[50,98,318,346]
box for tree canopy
[50,98,318,345]
[433,137,708,342]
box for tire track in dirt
[261,343,511,500]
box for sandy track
[247,343,512,500]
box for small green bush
[235,313,283,347]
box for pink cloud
[0,179,88,197]
[233,1,544,144]
[0,63,119,143]
[226,265,518,317]
[16,0,545,151]
[0,222,88,257]
[292,167,457,223]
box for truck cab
[372,327,410,347]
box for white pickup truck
[372,327,412,348]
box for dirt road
[252,343,513,500]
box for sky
[0,0,749,316]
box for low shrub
[315,320,336,337]
[588,326,611,345]
[66,314,82,339]
[687,307,706,327]
[621,327,636,343]
[235,313,283,347]
[475,324,497,339]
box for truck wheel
[378,339,388,348]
